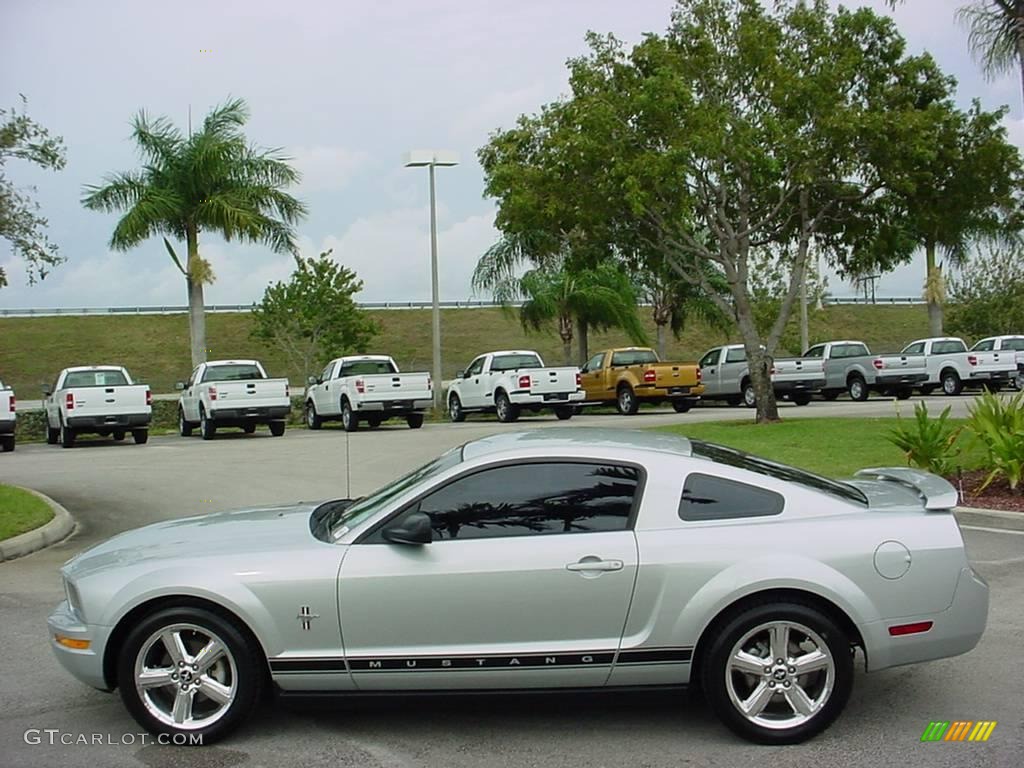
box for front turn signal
[54,634,90,650]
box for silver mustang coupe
[48,429,988,745]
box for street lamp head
[403,149,459,167]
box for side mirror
[382,512,433,545]
[307,376,317,385]
[175,381,186,391]
[42,387,52,397]
[462,369,471,379]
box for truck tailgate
[66,385,149,416]
[210,379,289,408]
[520,367,579,395]
[651,364,700,389]
[772,358,825,382]
[874,354,927,375]
[970,350,1018,376]
[357,373,432,402]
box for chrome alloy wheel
[134,623,237,730]
[725,620,835,730]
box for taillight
[575,372,581,388]
[285,384,290,398]
[65,392,75,410]
[9,395,15,412]
[643,369,656,383]
[145,389,152,406]
[696,368,702,382]
[770,366,776,375]
[872,358,884,370]
[967,355,978,366]
[355,379,365,394]
[518,374,531,389]
[208,385,218,401]
[888,621,933,637]
[427,375,433,391]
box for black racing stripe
[616,648,693,664]
[348,652,616,671]
[269,658,349,672]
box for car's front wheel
[118,606,263,745]
[178,409,193,437]
[448,394,466,423]
[702,602,853,745]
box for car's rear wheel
[406,413,424,429]
[269,421,286,437]
[742,381,757,408]
[178,409,193,437]
[702,602,852,745]
[1,435,13,452]
[672,400,693,413]
[554,406,574,420]
[114,430,126,441]
[616,385,639,415]
[448,394,466,423]
[341,399,359,431]
[495,391,520,423]
[726,395,743,407]
[941,369,963,396]
[132,429,148,445]
[847,376,868,402]
[821,389,841,402]
[47,426,59,445]
[117,606,263,745]
[919,385,936,396]
[60,421,75,449]
[200,408,216,441]
[790,393,812,407]
[367,415,383,428]
[894,388,913,401]
[243,424,256,434]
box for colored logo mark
[921,721,997,742]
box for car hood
[63,502,321,580]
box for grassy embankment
[0,484,54,541]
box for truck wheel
[407,413,424,429]
[200,408,217,440]
[495,391,520,423]
[243,424,256,434]
[895,388,913,401]
[448,394,466,423]
[114,430,126,441]
[46,426,59,445]
[941,369,963,396]
[269,421,286,437]
[305,402,322,430]
[847,376,868,402]
[60,421,75,448]
[341,399,360,432]
[672,400,693,414]
[554,406,574,420]
[742,381,757,408]
[791,393,811,407]
[821,390,841,402]
[178,408,193,437]
[616,385,639,415]
[1,435,13,452]
[1016,371,1024,391]
[132,429,148,445]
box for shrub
[966,391,1024,493]
[887,401,962,476]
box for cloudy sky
[1,0,1021,309]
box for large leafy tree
[946,246,1024,337]
[82,98,307,366]
[0,96,66,288]
[251,249,378,383]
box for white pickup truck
[304,355,432,432]
[447,350,584,422]
[43,366,151,448]
[901,337,1019,395]
[177,359,290,440]
[970,335,1024,390]
[0,381,15,453]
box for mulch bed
[949,470,1024,513]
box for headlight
[63,578,85,622]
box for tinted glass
[679,473,784,521]
[403,462,640,541]
[202,364,264,382]
[584,353,605,372]
[1004,338,1024,351]
[803,346,824,358]
[64,370,130,387]
[491,354,542,371]
[841,344,869,357]
[902,342,925,355]
[690,440,867,506]
[933,340,967,354]
[725,347,747,363]
[699,349,721,367]
[340,360,397,376]
[971,340,994,352]
[611,349,658,366]
[466,357,485,376]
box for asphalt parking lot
[1,397,1021,768]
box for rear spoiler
[855,467,959,510]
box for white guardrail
[0,296,925,317]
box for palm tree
[82,98,307,366]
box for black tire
[821,389,841,402]
[117,606,264,745]
[495,390,520,423]
[305,402,323,430]
[407,413,424,429]
[114,430,126,441]
[672,400,693,413]
[200,408,216,441]
[1,436,13,453]
[701,601,853,745]
[616,385,639,415]
[448,394,466,423]
[243,424,256,434]
[1016,371,1024,391]
[269,421,286,437]
[47,426,59,445]
[791,393,812,407]
[895,388,913,401]
[132,429,148,445]
[742,381,757,408]
[341,399,359,432]
[60,421,75,449]
[178,409,193,437]
[367,415,383,429]
[919,385,936,396]
[554,406,574,420]
[941,369,963,396]
[847,376,869,402]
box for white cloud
[287,145,369,191]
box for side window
[699,349,721,367]
[392,462,641,541]
[320,363,335,381]
[678,472,784,522]
[725,347,747,363]
[187,367,200,387]
[583,353,604,373]
[803,346,825,359]
[972,339,994,352]
[903,342,925,355]
[466,357,485,376]
[933,340,967,354]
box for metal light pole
[404,150,459,411]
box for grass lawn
[0,484,54,541]
[656,417,985,479]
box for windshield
[328,446,465,538]
[203,364,265,382]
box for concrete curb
[0,487,76,562]
[954,505,1024,532]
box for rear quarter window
[932,340,967,354]
[678,472,784,522]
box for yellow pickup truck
[579,347,704,415]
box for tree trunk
[186,225,208,367]
[733,286,779,422]
[656,323,667,360]
[576,317,589,364]
[799,275,809,354]
[559,314,574,366]
[925,240,943,337]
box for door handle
[566,558,623,573]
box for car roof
[461,428,693,461]
[604,347,655,353]
[205,360,260,366]
[485,350,542,357]
[63,365,125,372]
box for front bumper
[773,378,826,394]
[66,413,150,429]
[210,405,291,421]
[355,398,433,413]
[875,373,928,387]
[863,566,989,672]
[47,600,113,692]
[508,390,586,406]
